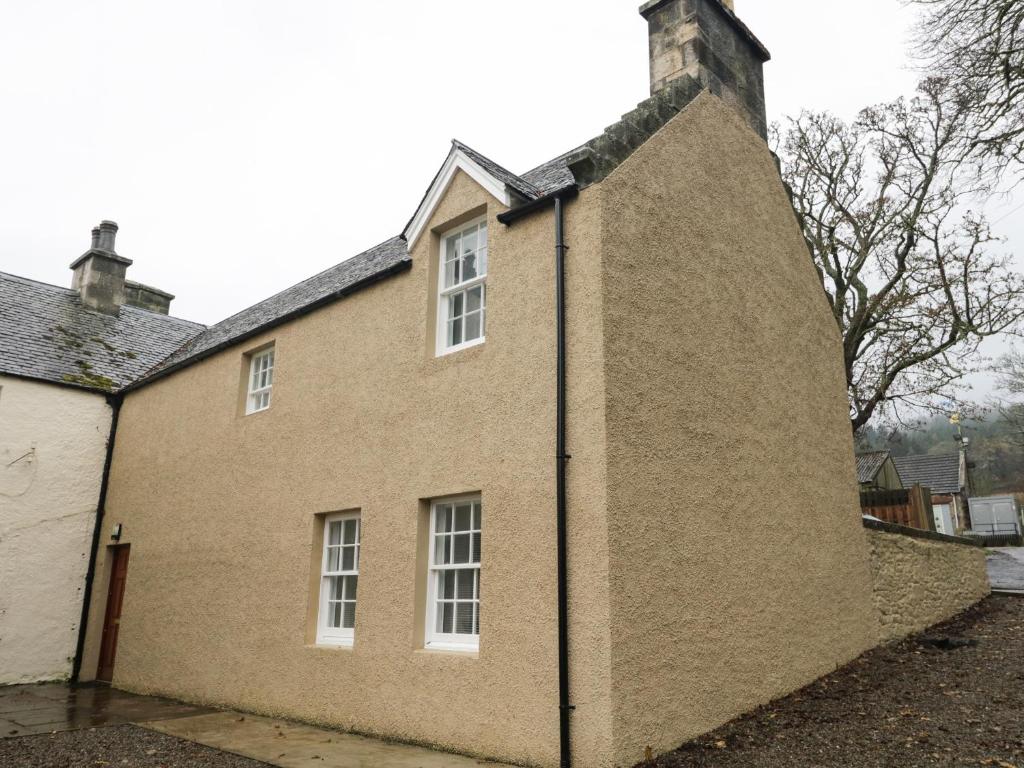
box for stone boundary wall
[864,518,990,643]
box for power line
[992,199,1024,226]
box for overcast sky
[1,0,1020,396]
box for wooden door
[96,545,130,682]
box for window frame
[425,495,481,652]
[245,347,275,415]
[436,217,488,356]
[316,511,361,647]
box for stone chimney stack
[639,0,770,138]
[70,221,133,315]
[69,221,176,315]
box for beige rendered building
[77,2,880,766]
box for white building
[0,222,202,684]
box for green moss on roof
[61,372,117,391]
[91,337,117,352]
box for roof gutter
[122,259,412,394]
[500,186,576,768]
[71,391,122,682]
[497,185,579,226]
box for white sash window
[426,497,481,650]
[318,513,360,646]
[437,219,487,355]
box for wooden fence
[860,484,934,531]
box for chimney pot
[90,227,101,249]
[97,220,119,253]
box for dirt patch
[0,724,269,767]
[650,595,1024,768]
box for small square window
[437,219,487,355]
[318,512,360,646]
[246,347,274,414]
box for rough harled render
[865,522,989,642]
[595,91,879,766]
[0,375,112,684]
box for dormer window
[438,219,487,355]
[246,347,274,414]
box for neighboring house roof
[0,271,205,393]
[132,236,411,389]
[855,450,892,485]
[892,454,963,495]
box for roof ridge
[519,144,587,179]
[119,302,206,328]
[895,452,960,461]
[561,74,706,189]
[1,270,202,326]
[128,235,411,390]
[198,235,404,332]
[0,270,77,294]
[450,139,542,199]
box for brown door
[96,545,130,682]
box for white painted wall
[0,374,111,684]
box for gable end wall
[597,91,877,765]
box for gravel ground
[654,595,1024,768]
[4,597,1021,768]
[0,724,269,768]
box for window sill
[312,638,354,650]
[421,641,479,655]
[436,337,485,358]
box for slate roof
[893,453,963,495]
[855,450,892,485]
[0,271,205,393]
[521,148,581,196]
[134,236,411,387]
[453,140,542,200]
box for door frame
[96,543,131,683]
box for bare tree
[994,347,1024,445]
[913,0,1024,170]
[775,78,1024,432]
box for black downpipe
[71,394,122,683]
[554,195,573,768]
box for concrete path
[0,682,211,737]
[986,547,1024,592]
[1,684,510,767]
[146,711,509,768]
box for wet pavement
[0,682,212,737]
[1,684,512,766]
[149,711,512,767]
[987,547,1024,592]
